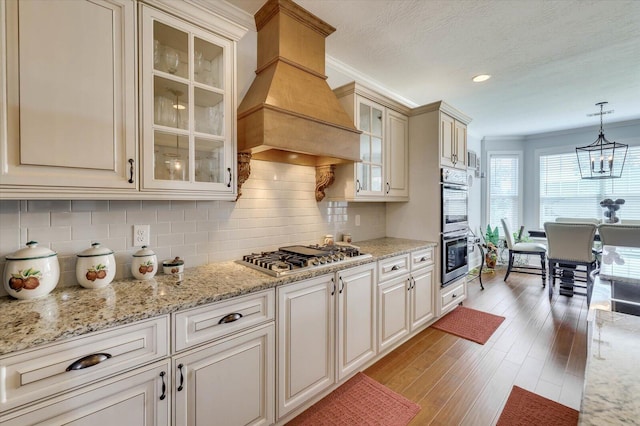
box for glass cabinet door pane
[372,137,382,164]
[195,138,225,183]
[362,164,371,191]
[360,134,371,162]
[359,103,371,133]
[372,107,383,137]
[371,165,382,192]
[194,88,224,136]
[194,37,223,89]
[154,132,189,181]
[154,77,189,130]
[154,21,188,79]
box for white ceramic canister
[3,241,60,300]
[162,257,184,275]
[76,242,116,289]
[131,246,158,280]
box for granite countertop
[580,245,640,425]
[0,237,436,356]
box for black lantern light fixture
[576,102,628,179]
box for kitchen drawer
[173,288,275,352]
[0,315,169,413]
[440,280,467,314]
[378,254,410,282]
[411,247,434,270]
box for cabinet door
[385,110,409,198]
[454,120,468,169]
[377,275,410,353]
[440,113,455,168]
[410,264,435,331]
[355,97,385,198]
[0,0,137,192]
[174,323,274,426]
[277,275,335,419]
[140,5,236,198]
[337,263,377,381]
[0,361,170,426]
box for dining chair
[598,224,640,248]
[544,222,598,301]
[555,217,601,225]
[501,218,547,286]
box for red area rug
[431,306,505,344]
[287,372,420,426]
[497,386,579,425]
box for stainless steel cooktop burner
[240,244,371,277]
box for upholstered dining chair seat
[501,218,547,286]
[512,242,547,252]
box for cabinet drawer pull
[391,264,400,271]
[419,256,427,262]
[331,277,336,296]
[226,167,232,188]
[128,158,134,183]
[159,371,167,400]
[356,179,361,193]
[386,182,390,194]
[177,363,184,391]
[66,353,112,371]
[407,278,411,291]
[451,293,457,298]
[218,313,243,324]
[339,277,345,294]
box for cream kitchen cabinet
[0,361,170,426]
[328,82,409,202]
[0,316,170,424]
[0,0,138,197]
[0,0,246,200]
[171,289,275,426]
[440,111,468,170]
[438,276,467,316]
[139,4,239,200]
[377,247,435,353]
[277,262,376,420]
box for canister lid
[162,257,184,267]
[133,245,156,257]
[6,241,57,260]
[77,242,114,257]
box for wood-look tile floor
[365,269,587,426]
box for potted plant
[483,225,500,269]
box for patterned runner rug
[287,372,420,425]
[431,306,505,344]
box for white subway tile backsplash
[27,226,71,244]
[1,161,386,287]
[71,224,109,241]
[92,210,126,225]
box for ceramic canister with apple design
[3,241,60,300]
[131,245,158,280]
[76,242,116,289]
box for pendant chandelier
[576,102,628,179]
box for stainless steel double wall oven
[441,167,469,286]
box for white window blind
[488,154,520,235]
[539,145,640,228]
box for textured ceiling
[225,0,640,138]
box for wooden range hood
[236,0,361,201]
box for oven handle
[442,230,469,241]
[442,183,468,191]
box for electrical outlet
[355,215,361,227]
[133,225,150,247]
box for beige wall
[0,160,386,296]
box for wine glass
[164,47,179,74]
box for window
[539,145,640,228]
[488,153,521,235]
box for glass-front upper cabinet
[140,5,234,197]
[356,98,384,196]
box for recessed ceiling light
[472,74,491,83]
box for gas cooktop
[240,244,372,277]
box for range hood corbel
[236,152,252,200]
[236,0,361,201]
